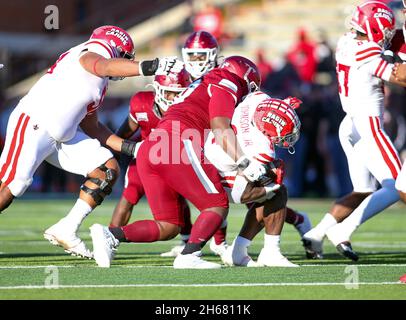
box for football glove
[237,156,267,182]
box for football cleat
[173,251,222,269]
[294,211,312,238]
[336,241,359,262]
[209,240,228,257]
[302,229,324,259]
[399,274,406,284]
[257,248,299,267]
[44,224,93,259]
[160,243,185,257]
[221,241,258,267]
[90,224,120,268]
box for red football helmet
[91,25,135,60]
[182,31,219,79]
[253,97,301,153]
[350,1,396,47]
[220,56,261,93]
[153,66,192,112]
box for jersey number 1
[337,63,350,97]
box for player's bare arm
[116,115,140,139]
[80,111,124,152]
[80,52,182,78]
[79,52,142,78]
[210,117,244,162]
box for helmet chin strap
[288,146,296,155]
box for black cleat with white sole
[336,241,359,261]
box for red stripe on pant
[374,117,402,170]
[4,115,30,186]
[369,117,399,179]
[0,113,26,181]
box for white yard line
[0,282,402,290]
[1,264,406,269]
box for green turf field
[0,198,405,300]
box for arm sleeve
[358,57,394,81]
[208,84,238,120]
[355,42,393,81]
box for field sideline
[0,199,406,300]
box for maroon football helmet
[220,56,261,93]
[182,31,219,79]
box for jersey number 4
[337,63,350,97]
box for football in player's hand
[255,159,285,186]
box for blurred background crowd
[0,0,405,198]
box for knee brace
[81,165,117,205]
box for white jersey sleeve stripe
[356,51,381,62]
[85,40,115,59]
[377,61,389,78]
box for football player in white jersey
[0,25,181,258]
[303,2,406,261]
[393,1,406,205]
[205,92,303,267]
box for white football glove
[236,156,267,182]
[0,64,4,70]
[155,56,184,75]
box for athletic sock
[61,199,93,233]
[213,219,228,245]
[339,184,400,236]
[121,220,160,243]
[234,236,251,249]
[285,207,304,226]
[310,213,337,239]
[182,211,223,254]
[264,234,281,253]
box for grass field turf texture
[0,199,405,300]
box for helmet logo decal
[262,112,287,135]
[106,28,129,46]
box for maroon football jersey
[390,29,406,57]
[161,68,248,137]
[129,91,161,141]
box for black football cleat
[336,242,359,261]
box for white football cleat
[294,211,312,238]
[90,224,119,268]
[302,229,324,259]
[173,251,222,269]
[44,224,93,259]
[221,241,258,267]
[160,243,185,257]
[209,240,228,257]
[257,249,299,267]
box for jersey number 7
[337,63,350,97]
